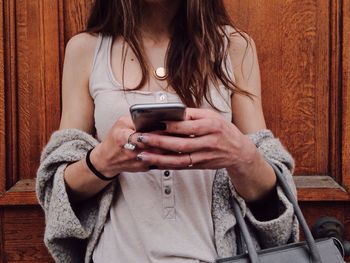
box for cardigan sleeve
[36,128,115,263]
[231,129,299,248]
[212,129,299,257]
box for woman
[36,0,297,262]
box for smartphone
[130,102,186,132]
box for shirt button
[159,94,166,101]
[164,170,170,177]
[164,186,171,195]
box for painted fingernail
[136,153,143,161]
[148,165,158,170]
[158,122,167,131]
[136,152,149,161]
[137,135,148,143]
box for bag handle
[231,160,322,263]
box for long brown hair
[86,0,251,108]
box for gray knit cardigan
[36,128,298,263]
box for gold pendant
[154,67,168,81]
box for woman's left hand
[136,108,259,171]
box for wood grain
[0,203,348,263]
[41,0,62,142]
[58,1,65,81]
[0,180,38,205]
[15,0,61,183]
[0,0,5,194]
[0,209,4,263]
[301,202,350,262]
[0,0,349,262]
[295,176,350,201]
[329,0,343,185]
[2,207,53,262]
[1,177,350,205]
[342,0,350,192]
[226,0,329,175]
[62,0,93,43]
[3,0,17,192]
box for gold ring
[188,153,193,168]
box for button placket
[161,170,175,219]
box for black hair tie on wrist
[86,148,118,181]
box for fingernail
[148,165,158,170]
[137,134,148,143]
[136,153,143,161]
[158,122,167,131]
[136,152,149,161]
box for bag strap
[232,196,261,263]
[231,160,322,263]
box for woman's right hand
[89,116,152,178]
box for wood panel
[301,202,350,261]
[0,204,348,263]
[226,0,329,175]
[0,0,349,262]
[63,0,93,43]
[301,202,350,240]
[0,0,61,200]
[295,176,350,201]
[0,0,346,202]
[3,0,16,192]
[0,0,5,195]
[2,207,53,262]
[0,2,63,260]
[1,0,6,258]
[342,0,350,192]
[15,0,61,180]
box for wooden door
[0,0,349,262]
[226,0,350,241]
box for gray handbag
[216,161,345,263]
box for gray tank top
[90,33,235,263]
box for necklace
[150,65,170,92]
[149,63,169,91]
[153,66,168,81]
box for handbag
[216,160,345,263]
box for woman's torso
[90,33,234,263]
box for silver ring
[123,142,136,151]
[123,132,137,151]
[187,153,193,168]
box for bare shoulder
[225,26,253,46]
[226,27,266,132]
[225,26,257,65]
[59,32,99,132]
[66,32,98,61]
[62,32,100,85]
[225,26,262,99]
[66,32,98,53]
